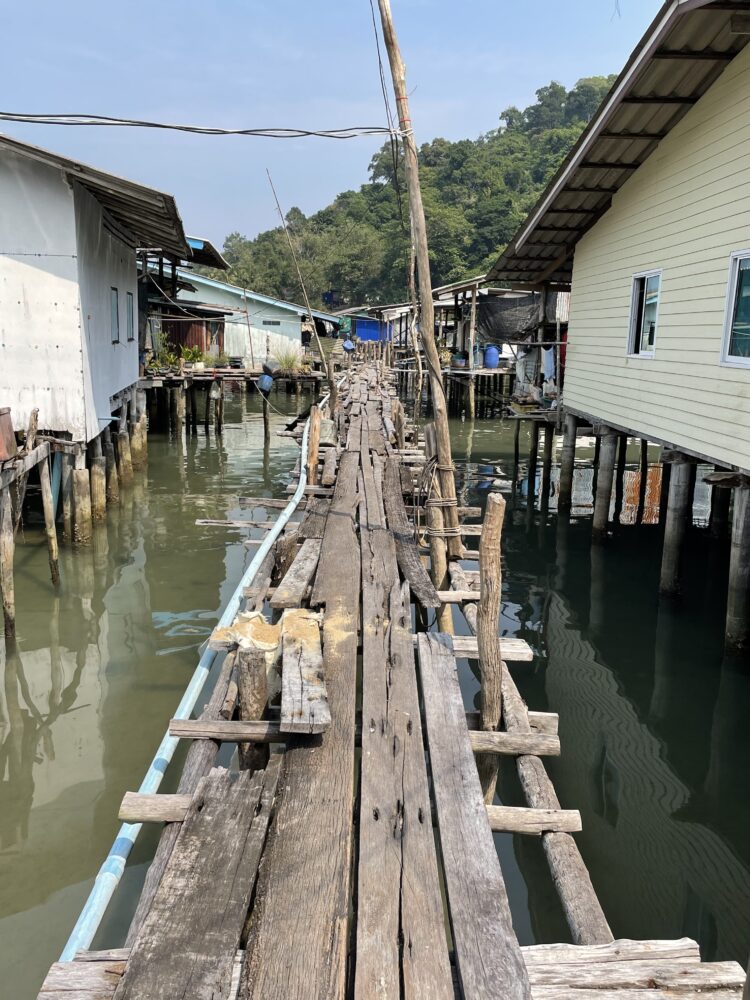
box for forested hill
[215,76,615,308]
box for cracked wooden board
[279,608,329,734]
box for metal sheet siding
[0,150,87,438]
[565,42,750,472]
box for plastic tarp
[475,291,568,345]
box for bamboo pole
[376,0,460,558]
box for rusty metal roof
[487,0,750,286]
[0,132,189,259]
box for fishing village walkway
[37,364,746,998]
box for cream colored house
[489,0,750,474]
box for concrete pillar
[613,434,628,526]
[558,413,577,511]
[117,430,134,487]
[726,484,750,653]
[659,458,693,597]
[710,473,731,540]
[541,424,554,512]
[636,439,649,525]
[103,426,119,504]
[90,456,107,520]
[592,428,617,543]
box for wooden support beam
[270,538,321,609]
[0,488,15,638]
[486,805,581,835]
[39,456,60,586]
[119,792,193,823]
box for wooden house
[0,133,190,444]
[488,0,750,473]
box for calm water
[2,395,748,997]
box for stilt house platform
[37,363,747,998]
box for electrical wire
[367,0,406,230]
[0,111,396,139]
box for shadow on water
[0,385,306,998]
[445,408,750,963]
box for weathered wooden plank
[297,497,329,539]
[169,718,284,743]
[0,440,50,489]
[321,446,338,486]
[114,763,280,1000]
[532,990,742,1000]
[269,538,321,608]
[279,608,330,734]
[527,960,745,989]
[414,633,534,663]
[382,455,440,608]
[418,633,530,1000]
[438,589,481,603]
[466,708,559,736]
[118,792,192,823]
[356,437,452,998]
[521,938,700,967]
[40,960,126,996]
[469,731,560,756]
[486,805,581,834]
[241,547,276,609]
[241,449,361,1000]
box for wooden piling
[558,413,576,511]
[592,428,617,544]
[476,492,505,802]
[61,452,74,541]
[659,457,693,597]
[39,455,60,586]
[103,426,119,504]
[541,425,554,511]
[307,405,321,487]
[0,487,15,638]
[90,456,107,521]
[613,434,628,526]
[117,430,134,487]
[636,439,649,525]
[726,484,750,653]
[73,468,93,545]
[527,420,540,506]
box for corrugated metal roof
[487,0,750,286]
[186,236,229,270]
[0,132,189,259]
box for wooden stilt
[262,397,270,448]
[592,429,617,544]
[612,434,628,526]
[659,461,671,526]
[476,493,505,802]
[659,457,693,597]
[527,420,540,506]
[39,455,60,586]
[0,487,15,638]
[90,456,107,521]
[306,405,321,487]
[117,430,134,487]
[61,452,74,541]
[513,419,521,469]
[636,439,649,525]
[73,468,93,545]
[541,425,554,511]
[726,484,750,653]
[558,413,576,511]
[103,426,119,504]
[327,358,338,414]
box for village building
[147,270,340,368]
[0,133,197,446]
[488,0,750,650]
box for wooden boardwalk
[38,364,746,998]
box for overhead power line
[0,111,396,140]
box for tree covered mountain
[215,76,615,308]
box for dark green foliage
[213,75,615,307]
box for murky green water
[2,395,748,997]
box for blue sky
[0,0,660,245]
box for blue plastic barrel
[258,373,274,394]
[484,344,500,369]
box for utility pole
[376,0,461,558]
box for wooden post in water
[541,425,554,512]
[0,487,15,638]
[612,434,628,526]
[39,455,60,586]
[73,453,93,545]
[103,426,119,505]
[659,455,693,597]
[527,420,540,507]
[592,428,617,544]
[376,0,460,560]
[476,492,505,802]
[636,439,649,525]
[90,436,107,521]
[117,428,134,487]
[558,413,576,511]
[307,405,321,487]
[61,452,74,541]
[726,483,750,653]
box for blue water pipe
[59,387,334,959]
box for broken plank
[114,764,280,1000]
[486,805,581,834]
[270,538,321,609]
[169,719,284,743]
[297,497,329,539]
[521,938,701,966]
[412,633,534,663]
[469,731,560,756]
[527,959,744,990]
[466,708,558,736]
[437,589,480,603]
[321,447,337,486]
[418,633,530,1000]
[382,455,440,609]
[280,608,330,734]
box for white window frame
[627,269,662,359]
[720,249,750,369]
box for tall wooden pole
[377,0,460,558]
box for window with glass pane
[629,272,661,355]
[728,257,750,359]
[110,287,119,344]
[126,291,135,342]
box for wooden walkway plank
[297,497,330,539]
[486,805,581,834]
[270,538,321,608]
[279,608,330,734]
[241,449,361,1000]
[418,633,531,1000]
[114,763,280,1000]
[383,455,441,609]
[356,435,453,998]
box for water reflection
[450,416,750,963]
[0,386,304,998]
